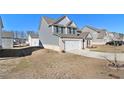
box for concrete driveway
[68,49,124,62]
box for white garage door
[65,40,81,51]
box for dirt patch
[0,49,124,79]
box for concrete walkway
[68,49,124,62]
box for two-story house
[39,16,92,51]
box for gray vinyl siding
[39,18,59,47]
[57,17,70,26]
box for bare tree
[105,36,119,70]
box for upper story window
[54,26,65,34]
[54,26,59,33]
[73,28,76,34]
[67,27,76,34]
[68,27,71,34]
[61,27,64,34]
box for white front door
[64,40,81,51]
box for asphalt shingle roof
[79,32,91,39]
[54,32,92,39]
[43,16,56,25]
[2,31,14,38]
[83,25,107,39]
[43,16,77,28]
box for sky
[0,14,124,34]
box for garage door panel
[65,40,81,51]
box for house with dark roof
[28,32,39,46]
[39,16,92,51]
[0,16,4,48]
[2,31,14,49]
[0,17,14,49]
[81,25,110,45]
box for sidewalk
[68,49,124,62]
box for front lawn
[89,45,124,53]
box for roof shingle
[2,32,14,38]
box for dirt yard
[0,49,124,79]
[89,45,124,53]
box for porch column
[65,27,68,34]
[82,39,85,49]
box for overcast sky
[0,14,124,33]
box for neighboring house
[107,32,124,41]
[79,32,92,49]
[81,25,110,45]
[0,16,4,48]
[28,33,39,47]
[2,31,14,49]
[39,16,92,51]
[107,32,115,41]
[112,32,124,41]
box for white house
[39,16,93,52]
[0,16,4,48]
[81,25,111,45]
[28,33,39,47]
[2,31,14,49]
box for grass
[1,49,124,79]
[11,58,31,72]
[89,45,124,53]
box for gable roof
[2,31,13,38]
[43,16,77,28]
[84,25,99,31]
[66,21,77,28]
[79,32,92,39]
[84,25,107,33]
[0,16,4,28]
[43,16,56,25]
[66,21,72,26]
[52,16,66,25]
[82,25,108,39]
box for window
[61,27,64,34]
[54,26,58,33]
[73,28,76,34]
[68,27,71,34]
[54,26,65,34]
